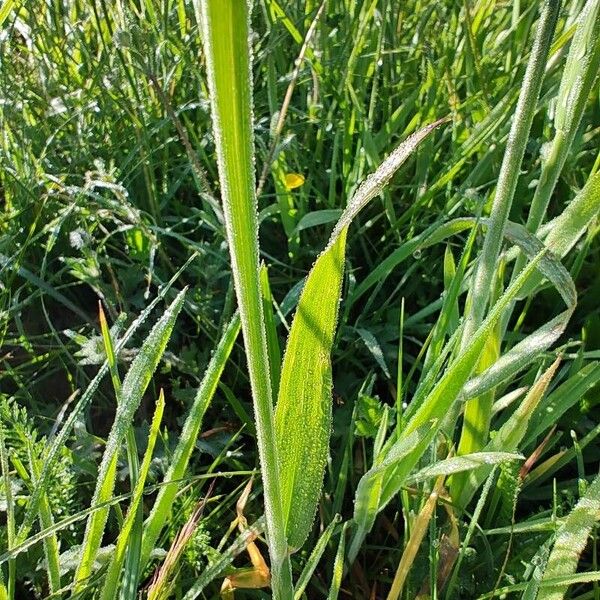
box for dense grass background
[0,0,599,598]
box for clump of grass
[0,0,599,598]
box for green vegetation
[1,0,599,598]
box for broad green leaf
[74,290,186,588]
[100,391,165,600]
[275,120,447,551]
[275,228,347,551]
[139,312,240,568]
[539,472,600,600]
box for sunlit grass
[0,0,599,598]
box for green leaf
[407,452,524,484]
[74,290,186,589]
[538,472,600,600]
[327,523,348,600]
[293,209,343,234]
[275,229,347,551]
[100,391,165,600]
[275,120,447,551]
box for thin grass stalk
[26,444,61,596]
[196,1,293,596]
[386,478,443,600]
[326,523,348,600]
[140,313,241,569]
[73,290,186,589]
[511,0,600,278]
[99,391,165,600]
[454,0,560,493]
[460,0,560,346]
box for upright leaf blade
[100,392,165,600]
[539,472,600,600]
[274,120,447,551]
[74,290,186,589]
[275,229,347,550]
[196,0,292,594]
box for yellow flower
[284,173,305,190]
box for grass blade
[456,0,561,497]
[386,478,443,600]
[524,0,600,236]
[98,303,142,598]
[74,289,186,589]
[275,120,446,551]
[99,391,165,600]
[26,443,61,596]
[349,424,437,563]
[274,229,347,551]
[407,452,524,485]
[461,0,560,344]
[538,472,600,600]
[327,523,348,600]
[17,256,195,545]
